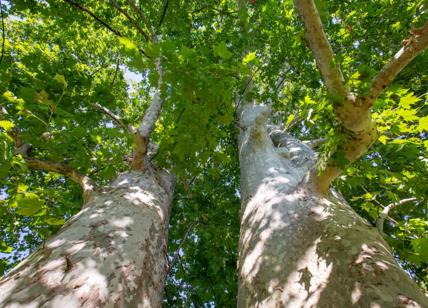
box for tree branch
[158,0,169,27]
[377,197,417,234]
[92,102,136,134]
[25,158,95,198]
[316,23,428,192]
[168,220,199,273]
[302,138,325,148]
[131,59,163,170]
[0,0,5,66]
[11,128,95,202]
[109,0,151,42]
[365,21,428,107]
[63,0,122,37]
[109,58,120,89]
[292,0,374,193]
[294,0,347,101]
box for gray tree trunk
[0,170,174,308]
[237,104,428,307]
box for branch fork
[294,0,428,193]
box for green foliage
[1,0,428,304]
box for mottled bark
[0,170,174,308]
[237,104,428,307]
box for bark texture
[0,169,174,308]
[237,104,428,307]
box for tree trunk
[237,104,428,307]
[0,169,174,308]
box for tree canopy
[0,0,427,306]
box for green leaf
[378,135,389,144]
[214,42,233,60]
[54,74,67,87]
[0,120,14,131]
[46,217,65,226]
[411,238,428,264]
[418,116,428,132]
[399,93,420,109]
[15,192,44,216]
[243,52,256,64]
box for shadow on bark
[0,170,174,307]
[238,133,428,307]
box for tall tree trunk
[237,104,428,307]
[0,169,174,308]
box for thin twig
[109,58,121,89]
[63,0,122,37]
[0,0,5,66]
[110,0,151,42]
[126,0,156,39]
[92,102,136,134]
[63,0,149,57]
[168,220,199,272]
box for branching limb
[377,197,417,234]
[317,22,428,192]
[365,21,428,107]
[131,59,164,170]
[293,0,347,100]
[92,102,136,134]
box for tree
[0,0,177,306]
[236,0,428,306]
[1,0,428,307]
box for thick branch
[131,59,163,170]
[26,158,94,196]
[365,21,428,107]
[302,138,325,148]
[317,23,428,192]
[377,197,417,234]
[294,0,347,100]
[317,117,378,193]
[92,102,136,134]
[293,0,375,192]
[11,128,95,202]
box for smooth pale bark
[237,104,428,307]
[0,169,174,308]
